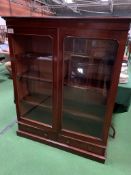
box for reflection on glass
[62,37,118,138]
[14,35,53,125]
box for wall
[0,0,51,16]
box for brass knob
[44,133,48,137]
[66,140,70,144]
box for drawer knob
[44,133,48,137]
[66,140,70,144]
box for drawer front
[18,122,57,140]
[58,135,105,156]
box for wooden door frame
[57,28,128,145]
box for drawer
[18,122,56,140]
[58,134,105,156]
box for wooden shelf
[15,53,52,60]
[64,52,105,62]
[64,79,109,92]
[21,93,104,123]
[63,108,103,123]
[63,97,105,122]
[17,71,52,83]
[22,93,52,110]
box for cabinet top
[4,16,131,31]
[3,16,131,21]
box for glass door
[12,33,55,127]
[62,37,118,138]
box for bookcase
[5,17,131,162]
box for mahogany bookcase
[4,17,131,163]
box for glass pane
[62,37,118,138]
[13,35,53,126]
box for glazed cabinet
[5,17,131,162]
